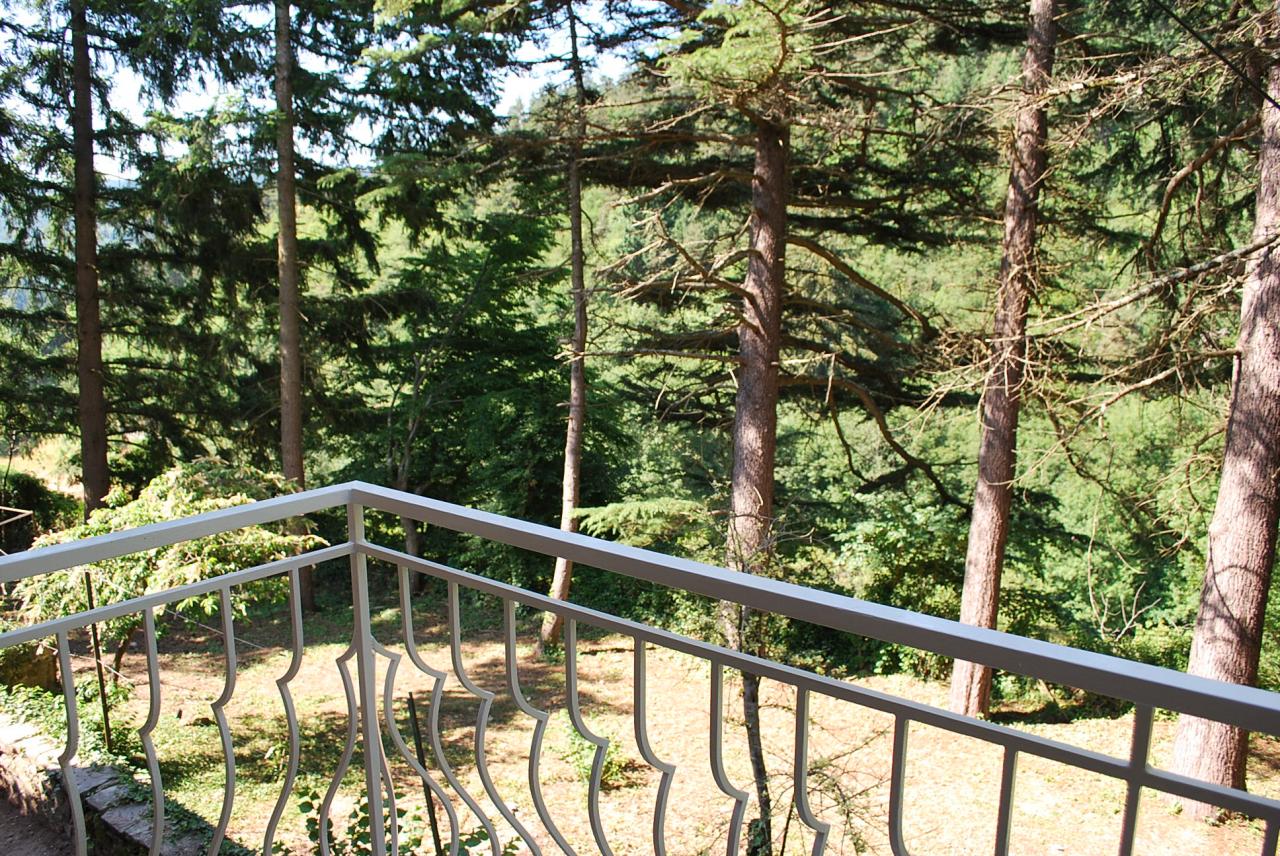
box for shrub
[12,459,324,648]
[297,788,517,855]
[0,471,80,554]
[557,710,629,789]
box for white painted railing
[0,505,33,557]
[0,481,1277,855]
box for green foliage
[830,491,967,678]
[1262,597,1280,693]
[0,0,286,463]
[0,470,80,553]
[1111,622,1193,673]
[0,683,73,742]
[556,710,629,789]
[296,788,517,855]
[324,187,629,591]
[12,460,323,645]
[0,678,131,760]
[662,0,819,113]
[574,497,724,626]
[578,498,714,554]
[0,0,1273,718]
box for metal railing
[0,504,33,558]
[0,481,1277,855]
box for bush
[0,678,131,760]
[297,788,517,855]
[557,710,629,789]
[0,471,80,553]
[12,459,324,647]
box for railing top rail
[351,483,1280,733]
[1,481,1277,733]
[0,483,354,585]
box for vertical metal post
[993,748,1018,856]
[348,502,387,856]
[888,716,912,856]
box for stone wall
[0,713,210,855]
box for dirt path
[0,799,68,855]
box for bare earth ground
[45,583,1280,856]
[0,795,69,855]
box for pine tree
[0,0,262,500]
[950,0,1056,719]
[533,0,596,649]
[1170,1,1280,810]
[594,2,1013,847]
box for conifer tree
[1170,1,1280,809]
[0,0,257,503]
[535,0,595,649]
[951,0,1056,719]
[600,2,1012,847]
[274,0,312,608]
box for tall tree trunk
[723,119,788,856]
[71,0,109,516]
[540,3,589,650]
[1171,47,1280,814]
[275,0,315,612]
[392,463,426,594]
[950,0,1055,718]
[70,8,113,750]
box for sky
[86,3,636,181]
[495,8,633,116]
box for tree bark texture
[541,3,590,649]
[1171,46,1280,810]
[392,468,426,593]
[275,0,315,612]
[71,0,110,516]
[950,0,1055,718]
[401,515,424,592]
[724,119,788,855]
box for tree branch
[787,235,936,339]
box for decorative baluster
[381,732,400,856]
[564,619,614,856]
[375,636,461,856]
[793,688,831,855]
[322,647,360,856]
[208,587,238,856]
[1117,705,1153,856]
[709,661,748,856]
[632,639,676,856]
[447,581,530,855]
[139,608,165,856]
[993,748,1018,856]
[348,503,388,856]
[887,715,913,856]
[387,567,466,854]
[396,560,468,849]
[503,598,576,855]
[55,631,87,856]
[264,567,305,855]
